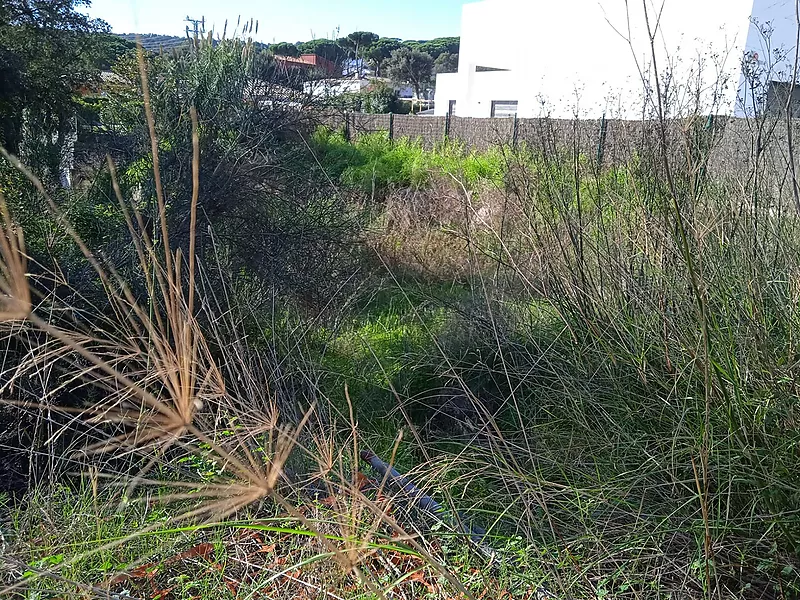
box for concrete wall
[435,0,775,119]
[740,0,800,116]
[434,73,459,116]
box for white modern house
[435,0,800,119]
[304,76,433,102]
[304,76,372,98]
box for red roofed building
[274,54,339,78]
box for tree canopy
[364,38,404,77]
[296,38,348,64]
[406,37,460,59]
[0,0,111,108]
[434,52,459,74]
[338,31,379,56]
[270,41,300,57]
[269,34,459,78]
[0,0,112,175]
[337,31,379,75]
[384,47,434,100]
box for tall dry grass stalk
[0,44,474,600]
[0,197,30,321]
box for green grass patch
[311,128,507,194]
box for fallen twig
[360,450,491,551]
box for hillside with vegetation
[0,2,799,600]
[116,33,189,52]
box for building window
[448,100,457,116]
[766,81,800,117]
[491,100,518,118]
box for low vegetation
[1,3,799,600]
[311,128,506,192]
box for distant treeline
[270,33,459,75]
[112,31,460,76]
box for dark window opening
[766,80,800,117]
[448,100,457,116]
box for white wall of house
[305,78,371,97]
[745,0,800,70]
[434,73,460,113]
[740,0,800,115]
[436,0,800,119]
[305,77,434,101]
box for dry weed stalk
[0,49,470,600]
[0,196,30,321]
[0,56,295,539]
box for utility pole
[185,15,205,39]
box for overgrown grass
[311,128,507,194]
[3,39,800,600]
[304,118,800,598]
[5,120,800,597]
[4,482,557,599]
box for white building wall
[436,0,797,119]
[305,78,370,97]
[434,74,460,115]
[745,0,800,70]
[740,0,800,116]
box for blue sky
[85,0,465,43]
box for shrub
[339,81,405,114]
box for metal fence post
[512,114,519,149]
[344,112,351,142]
[389,113,395,143]
[596,113,608,168]
[444,113,451,142]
